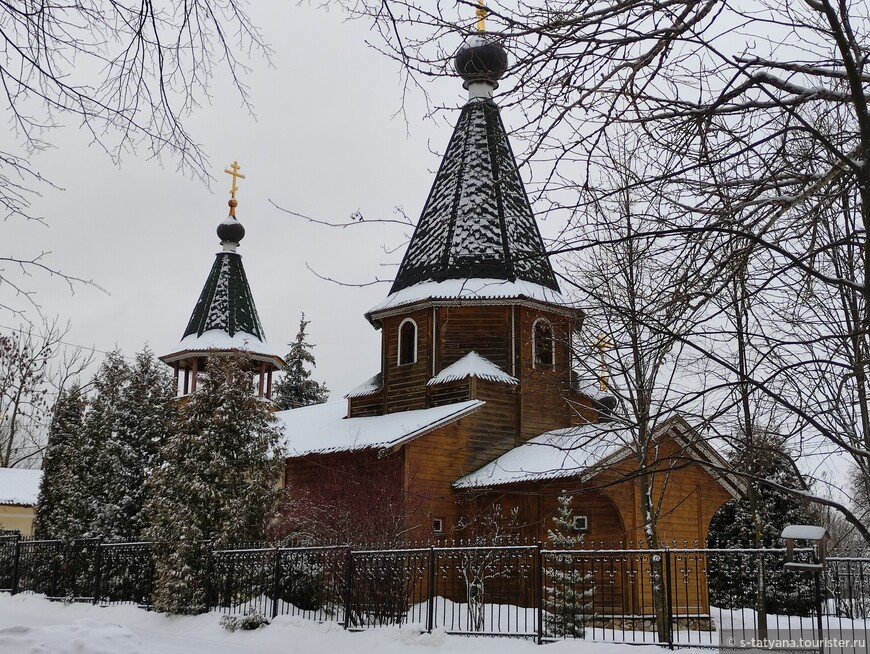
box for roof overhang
[367,295,582,328]
[454,414,744,500]
[281,399,485,457]
[160,348,284,371]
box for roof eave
[366,295,583,328]
[286,400,485,458]
[159,348,285,371]
[379,399,485,455]
[453,446,632,490]
[453,415,744,497]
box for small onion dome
[217,202,245,244]
[454,34,509,89]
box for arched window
[533,319,555,368]
[398,318,418,365]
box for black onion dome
[454,36,508,87]
[217,211,245,244]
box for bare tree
[568,146,711,639]
[0,319,91,468]
[326,0,870,542]
[2,1,269,308]
[453,499,523,632]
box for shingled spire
[389,34,559,296]
[181,247,266,342]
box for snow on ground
[0,593,709,654]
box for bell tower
[160,162,284,398]
[346,14,595,437]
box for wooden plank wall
[348,392,384,417]
[436,306,512,371]
[383,308,431,412]
[516,306,578,440]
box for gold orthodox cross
[224,160,246,199]
[596,334,612,392]
[224,161,246,217]
[476,0,488,32]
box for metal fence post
[426,546,435,633]
[146,557,155,611]
[92,538,103,605]
[536,542,544,645]
[50,541,60,599]
[343,548,354,630]
[204,542,214,613]
[271,546,282,619]
[814,569,824,654]
[10,535,21,595]
[664,548,674,650]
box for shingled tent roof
[182,251,267,342]
[389,96,560,295]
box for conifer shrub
[220,608,269,631]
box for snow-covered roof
[368,278,571,320]
[428,351,517,386]
[163,247,281,366]
[388,97,560,295]
[164,329,283,362]
[781,525,827,541]
[454,423,634,489]
[345,372,383,399]
[279,400,484,456]
[0,468,42,506]
[572,374,610,400]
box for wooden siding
[400,390,520,541]
[436,306,512,372]
[428,380,471,407]
[348,392,384,417]
[516,306,579,440]
[374,303,594,429]
[382,308,431,412]
[280,449,409,544]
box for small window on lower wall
[433,517,445,534]
[572,515,589,532]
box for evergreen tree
[707,431,816,614]
[79,351,132,539]
[33,384,87,541]
[147,353,284,614]
[272,313,329,410]
[112,348,176,538]
[544,494,594,638]
[47,348,175,542]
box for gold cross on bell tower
[595,334,612,392]
[224,160,246,217]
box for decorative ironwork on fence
[1,535,867,650]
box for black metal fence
[1,535,868,650]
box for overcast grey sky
[9,2,547,396]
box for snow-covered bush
[219,608,269,631]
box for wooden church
[160,30,738,554]
[272,35,739,547]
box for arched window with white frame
[533,318,555,368]
[398,318,418,365]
